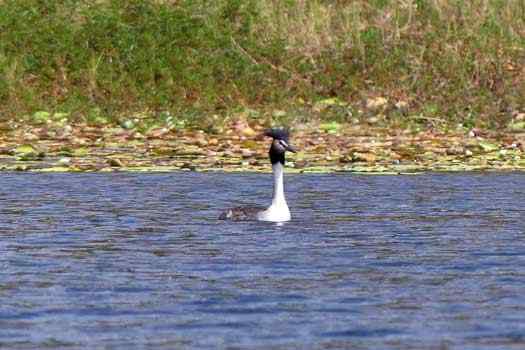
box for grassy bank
[0,0,524,130]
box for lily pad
[314,98,347,111]
[17,153,45,161]
[272,110,287,118]
[14,144,45,161]
[15,144,37,155]
[121,119,136,130]
[509,121,525,131]
[32,111,51,123]
[73,147,89,157]
[478,141,499,152]
[351,152,377,163]
[37,166,71,172]
[57,148,73,157]
[320,121,342,134]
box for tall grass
[0,0,524,128]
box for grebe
[219,128,296,222]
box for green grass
[0,0,524,129]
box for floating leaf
[32,111,51,123]
[14,143,45,161]
[57,157,71,166]
[54,112,69,119]
[351,152,377,163]
[241,140,258,149]
[478,141,499,152]
[57,148,73,157]
[272,110,286,118]
[320,121,341,134]
[366,97,388,110]
[241,126,256,137]
[314,98,347,111]
[322,97,346,106]
[121,119,135,129]
[37,166,71,172]
[15,144,36,155]
[509,121,525,131]
[17,152,45,161]
[72,147,89,157]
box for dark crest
[264,128,296,165]
[264,128,290,142]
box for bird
[219,128,296,222]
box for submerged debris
[0,119,525,173]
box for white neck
[271,162,287,206]
[257,162,291,222]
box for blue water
[0,172,524,349]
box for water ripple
[0,172,524,348]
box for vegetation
[0,0,524,130]
[1,0,525,173]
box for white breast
[256,203,291,222]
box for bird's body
[219,128,296,222]
[218,206,265,221]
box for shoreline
[2,122,525,173]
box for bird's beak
[286,144,297,153]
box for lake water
[0,172,524,349]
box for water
[1,172,524,349]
